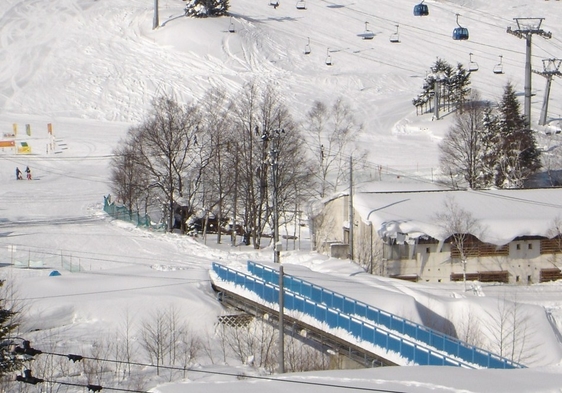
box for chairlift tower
[507,18,552,128]
[532,59,562,125]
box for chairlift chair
[413,1,429,16]
[361,21,375,40]
[390,24,400,43]
[296,0,306,9]
[325,48,333,66]
[452,14,469,40]
[228,17,235,33]
[468,52,479,72]
[304,37,311,55]
[493,55,504,74]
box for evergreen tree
[0,280,23,377]
[413,59,471,116]
[495,83,541,188]
[450,63,471,114]
[184,0,230,17]
[478,105,501,187]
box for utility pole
[278,265,285,373]
[262,128,284,264]
[153,0,159,30]
[533,59,562,125]
[507,18,552,128]
[348,155,354,261]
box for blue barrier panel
[365,307,380,325]
[402,340,415,361]
[304,298,316,317]
[427,349,443,366]
[403,321,418,339]
[285,291,296,309]
[362,323,375,343]
[219,263,521,369]
[390,315,405,333]
[293,294,306,313]
[459,344,473,363]
[428,332,444,352]
[327,308,339,328]
[387,333,402,354]
[379,310,392,327]
[301,281,313,298]
[244,261,523,369]
[333,293,345,311]
[316,303,328,321]
[310,285,323,304]
[444,337,460,357]
[350,318,363,338]
[474,350,492,368]
[342,298,356,315]
[339,313,351,332]
[355,302,368,318]
[415,325,430,344]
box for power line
[34,350,410,393]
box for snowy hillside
[2,0,562,171]
[1,0,562,392]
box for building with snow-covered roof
[310,187,562,284]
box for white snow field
[1,0,562,392]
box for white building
[310,186,562,284]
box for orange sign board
[0,140,15,148]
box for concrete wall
[312,195,562,284]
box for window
[528,243,533,250]
[516,244,521,250]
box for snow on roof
[353,188,562,246]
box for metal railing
[245,261,524,369]
[211,262,500,368]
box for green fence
[103,195,163,229]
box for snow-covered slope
[1,0,562,392]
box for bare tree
[140,309,172,376]
[449,306,483,348]
[303,98,366,198]
[435,196,484,291]
[230,82,312,249]
[439,91,491,189]
[198,88,236,243]
[132,95,203,232]
[110,137,151,218]
[484,294,536,364]
[218,319,278,371]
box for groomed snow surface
[1,0,562,392]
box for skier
[16,167,22,180]
[25,166,31,180]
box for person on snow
[25,166,31,180]
[16,167,22,180]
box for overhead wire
[31,350,411,393]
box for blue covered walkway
[210,261,525,369]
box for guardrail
[212,262,483,368]
[246,261,523,369]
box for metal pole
[539,76,552,126]
[153,0,159,29]
[272,135,280,264]
[433,79,440,120]
[278,265,285,373]
[349,155,354,261]
[524,34,532,127]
